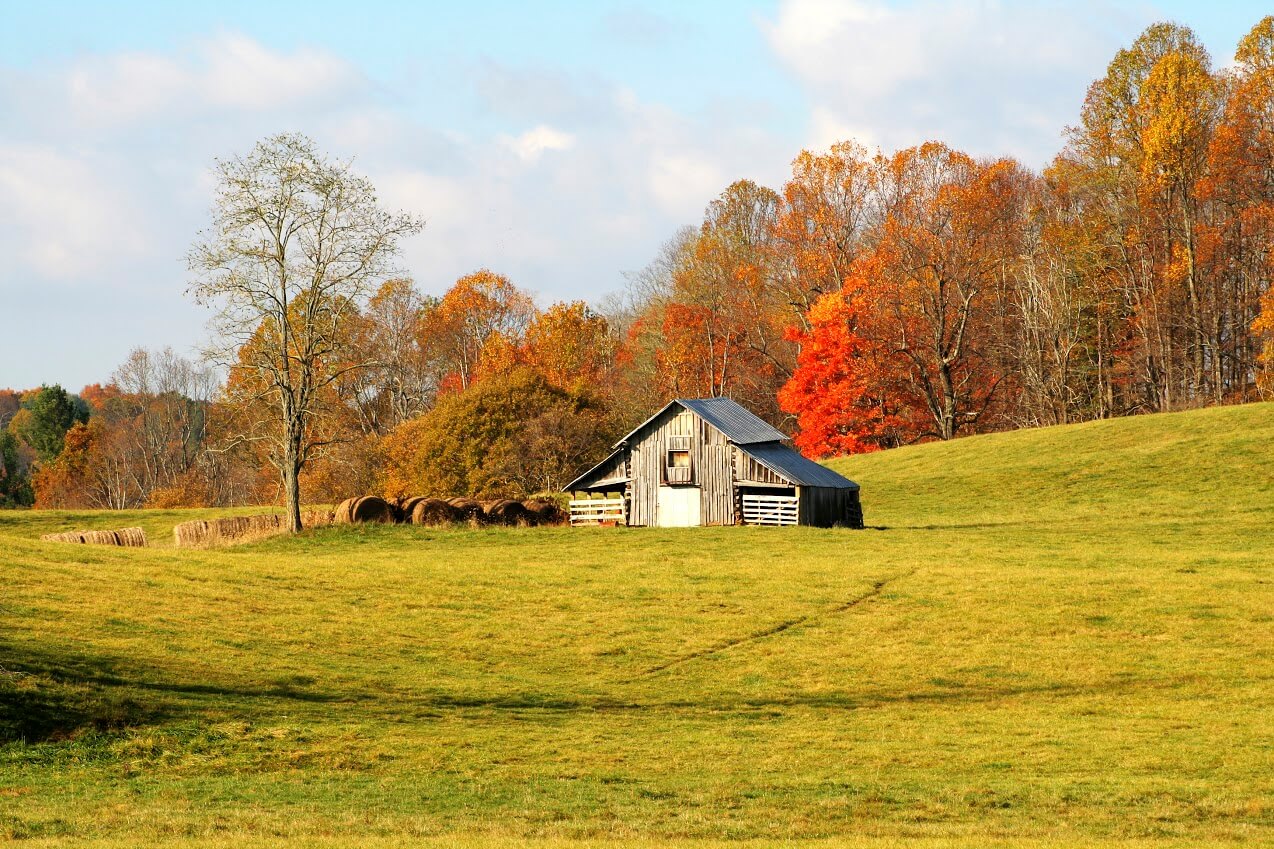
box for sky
[0,0,1267,391]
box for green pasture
[1,404,1271,847]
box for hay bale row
[301,509,335,529]
[173,514,283,547]
[330,494,569,528]
[416,496,564,527]
[40,527,148,547]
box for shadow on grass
[403,675,1155,718]
[0,666,168,744]
[0,640,350,745]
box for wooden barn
[566,398,864,528]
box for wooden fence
[569,497,627,526]
[742,493,798,526]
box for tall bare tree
[189,133,423,532]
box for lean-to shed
[566,398,863,528]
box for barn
[566,398,864,528]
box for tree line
[2,18,1271,519]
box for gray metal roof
[614,397,789,448]
[676,398,791,444]
[738,442,860,490]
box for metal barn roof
[738,442,860,490]
[676,398,790,445]
[613,397,789,448]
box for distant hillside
[827,402,1274,527]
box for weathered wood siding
[702,443,734,525]
[572,451,627,491]
[797,486,865,528]
[627,406,736,526]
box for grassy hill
[1,404,1271,848]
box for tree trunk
[938,360,957,440]
[281,429,303,534]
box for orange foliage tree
[777,281,919,457]
[524,301,615,393]
[419,270,537,393]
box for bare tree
[110,347,218,498]
[189,133,423,532]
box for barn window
[665,436,693,484]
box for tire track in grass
[627,568,916,681]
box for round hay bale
[411,498,461,526]
[483,499,529,526]
[350,495,397,524]
[400,496,427,520]
[447,498,484,522]
[334,497,360,524]
[524,499,567,526]
[117,527,147,547]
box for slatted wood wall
[627,407,735,526]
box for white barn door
[656,486,701,527]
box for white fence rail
[569,497,626,526]
[742,494,798,526]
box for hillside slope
[1,404,1271,848]
[828,401,1274,526]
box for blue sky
[1,1,1268,390]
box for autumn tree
[189,133,422,532]
[1064,23,1224,409]
[380,367,612,498]
[864,144,1028,440]
[0,390,21,429]
[1209,16,1274,394]
[420,270,537,392]
[609,228,696,419]
[777,281,919,457]
[773,141,875,325]
[109,347,217,501]
[524,301,615,393]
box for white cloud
[199,34,361,111]
[0,144,149,278]
[503,125,576,162]
[67,53,187,125]
[763,0,1135,165]
[59,33,361,127]
[648,152,727,217]
[807,105,877,153]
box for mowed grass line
[2,404,1273,847]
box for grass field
[2,404,1272,848]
